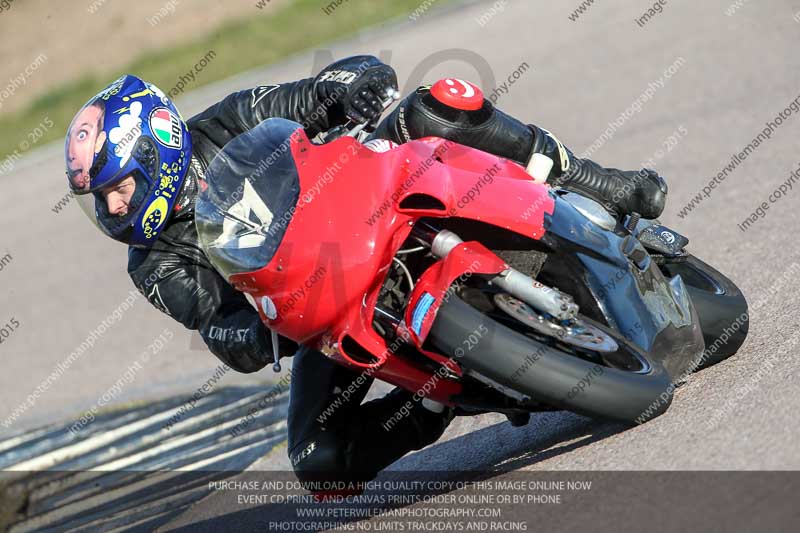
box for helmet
[65,75,192,247]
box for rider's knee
[289,434,370,490]
[371,84,533,164]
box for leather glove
[314,55,398,125]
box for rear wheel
[658,254,748,368]
[428,292,674,424]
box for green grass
[0,0,449,161]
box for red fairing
[405,242,508,347]
[230,128,554,403]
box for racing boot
[529,123,668,219]
[371,80,667,218]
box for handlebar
[318,89,401,144]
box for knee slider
[377,85,534,165]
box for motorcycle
[195,89,748,425]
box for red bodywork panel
[405,241,508,346]
[229,129,554,403]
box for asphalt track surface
[1,0,799,531]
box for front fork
[414,223,579,320]
[393,223,578,348]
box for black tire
[428,296,674,424]
[658,255,748,368]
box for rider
[63,55,667,486]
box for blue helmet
[65,74,192,247]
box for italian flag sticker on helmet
[149,108,182,149]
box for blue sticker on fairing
[411,292,436,336]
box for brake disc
[493,293,619,353]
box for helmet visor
[77,169,153,241]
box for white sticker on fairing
[212,179,274,249]
[109,101,143,167]
[363,139,398,153]
[261,296,278,320]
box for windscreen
[196,118,303,281]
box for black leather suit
[126,57,664,486]
[128,74,468,485]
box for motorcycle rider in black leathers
[64,55,667,488]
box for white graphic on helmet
[149,107,183,149]
[99,75,127,101]
[148,83,170,105]
[108,101,143,167]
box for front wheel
[428,295,674,424]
